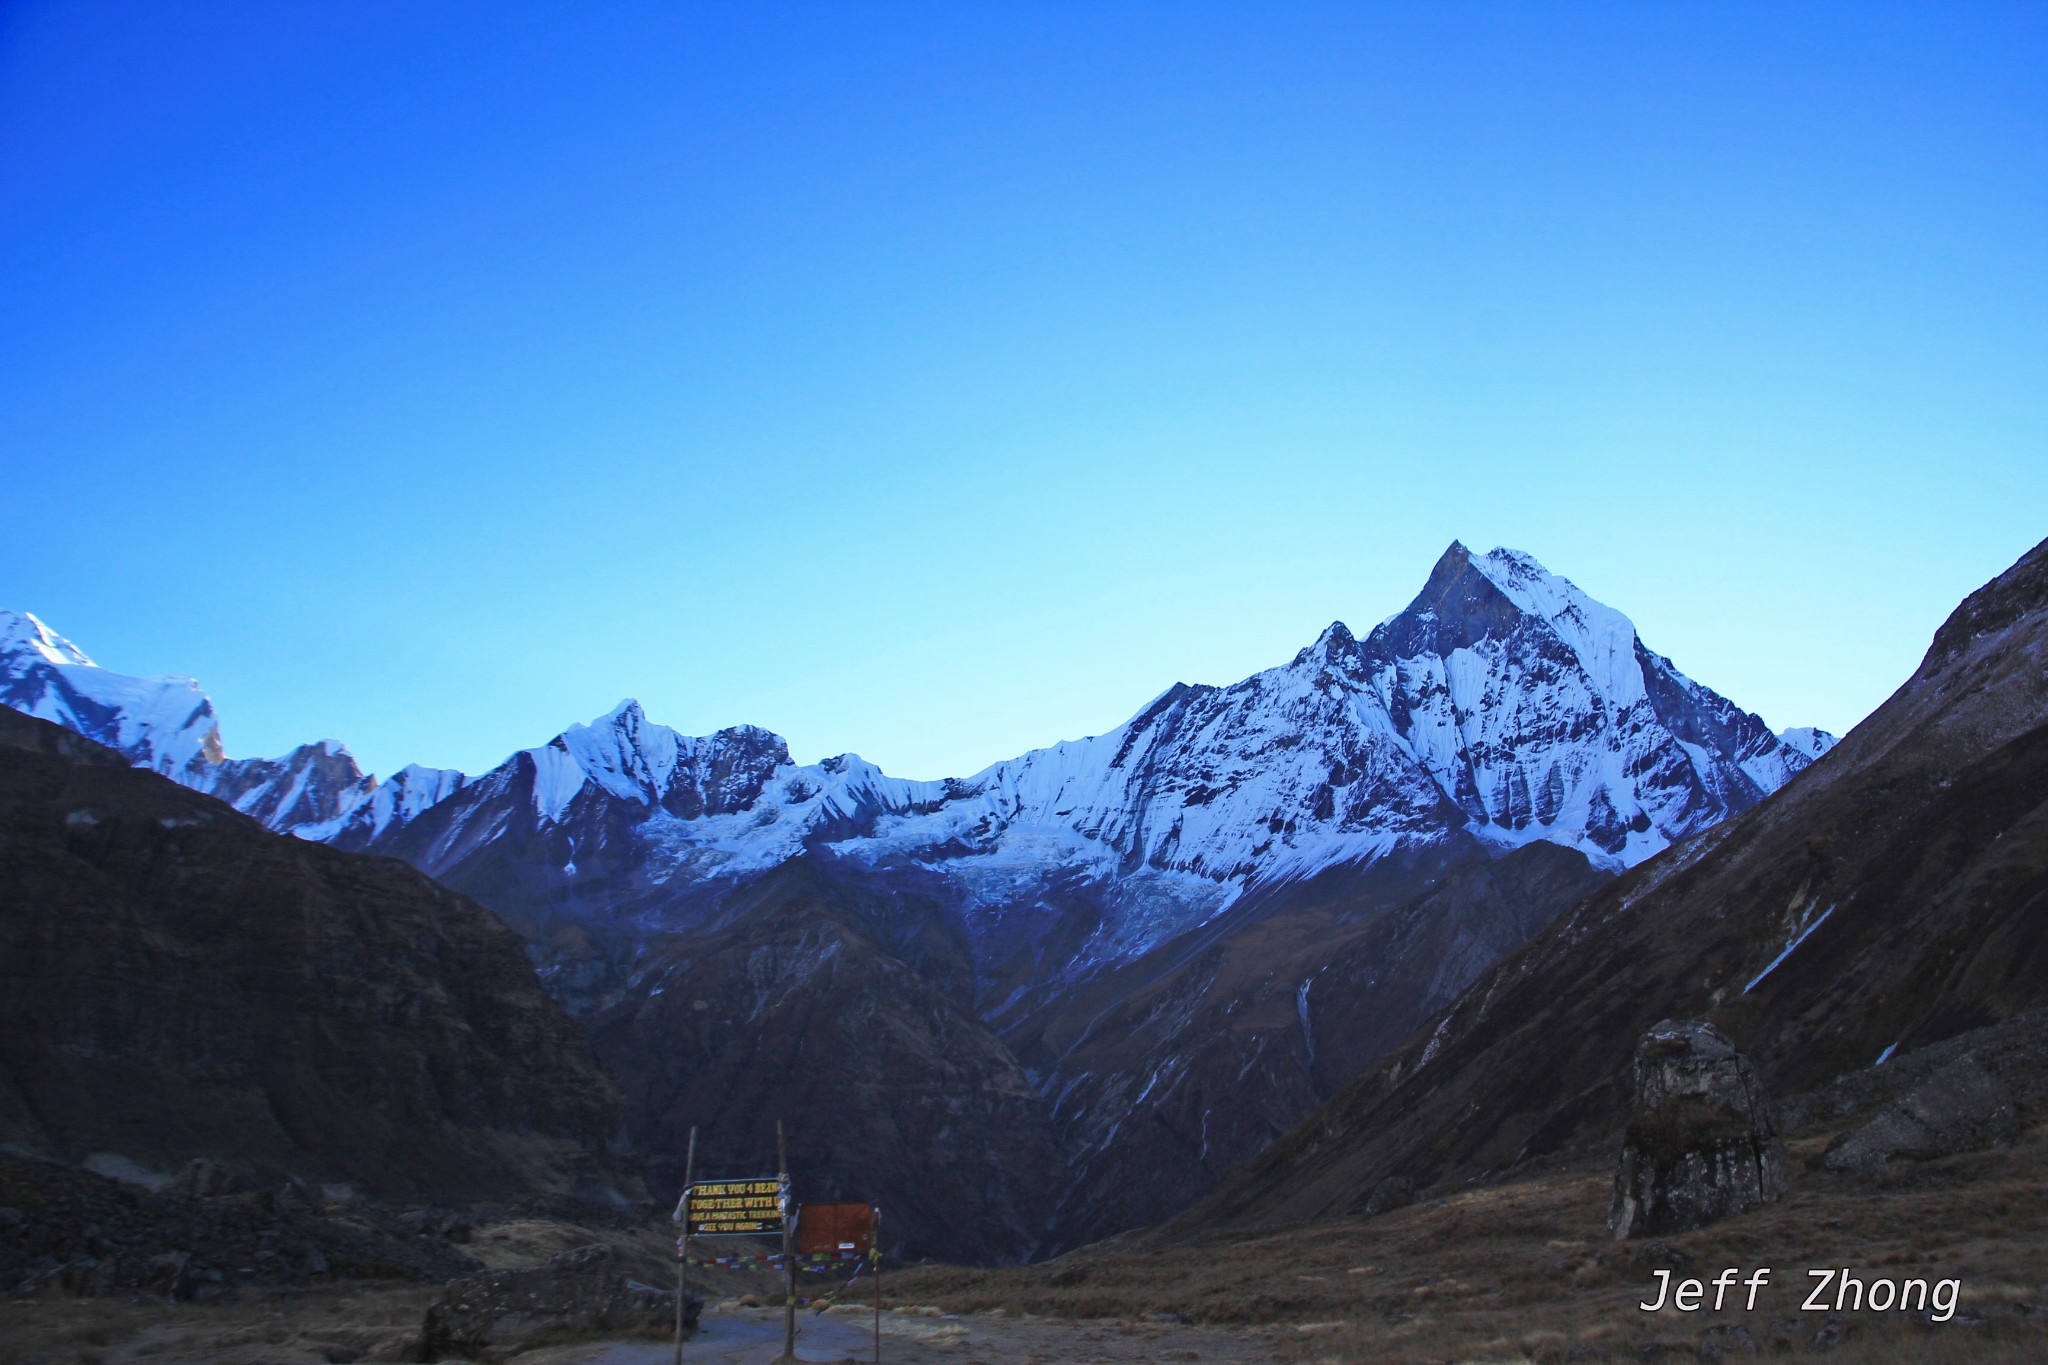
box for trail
[548,1303,1278,1364]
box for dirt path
[519,1303,1283,1365]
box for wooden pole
[675,1125,696,1365]
[872,1203,881,1365]
[778,1120,796,1363]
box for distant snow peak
[0,608,468,841]
[0,608,224,778]
[0,610,94,668]
[1778,726,1840,760]
[519,703,799,827]
[1312,620,1356,656]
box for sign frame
[680,1174,788,1238]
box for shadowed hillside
[0,706,633,1204]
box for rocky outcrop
[0,1151,479,1298]
[1821,1056,2022,1173]
[1609,1020,1786,1238]
[1362,1175,1415,1217]
[0,705,631,1204]
[420,1243,691,1362]
[1782,1005,2048,1138]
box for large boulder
[1609,1020,1787,1239]
[420,1243,695,1362]
[1821,1055,2021,1173]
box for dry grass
[882,1125,2048,1362]
[8,1133,2048,1363]
[0,1212,687,1365]
[0,1282,440,1365]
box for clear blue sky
[4,2,2043,780]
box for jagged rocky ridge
[2,544,1835,1259]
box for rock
[1822,1055,2021,1173]
[1609,1020,1787,1238]
[393,1206,473,1242]
[362,1331,424,1362]
[164,1158,249,1199]
[0,1149,481,1297]
[281,1174,327,1213]
[144,1250,194,1299]
[1630,1241,1695,1269]
[1698,1322,1759,1358]
[419,1242,698,1362]
[1363,1175,1415,1217]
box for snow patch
[1744,904,1837,994]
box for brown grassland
[884,1125,2048,1363]
[5,1126,2047,1363]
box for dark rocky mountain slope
[586,857,1066,1265]
[0,706,632,1205]
[990,837,1611,1250]
[1172,534,2048,1240]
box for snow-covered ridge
[320,545,1838,973]
[1777,726,1835,760]
[0,608,467,840]
[1,610,224,780]
[1,612,94,669]
[1,545,1837,961]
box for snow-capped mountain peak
[0,608,470,842]
[543,700,687,811]
[1777,726,1839,760]
[0,610,95,668]
[1463,545,1651,707]
[1,608,224,778]
[502,700,800,827]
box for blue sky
[4,2,2043,780]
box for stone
[1822,1055,2021,1173]
[164,1158,249,1199]
[144,1250,195,1300]
[1363,1175,1415,1217]
[419,1242,698,1362]
[1609,1019,1787,1238]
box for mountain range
[1,543,1836,1259]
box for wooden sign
[684,1176,787,1237]
[796,1202,875,1257]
